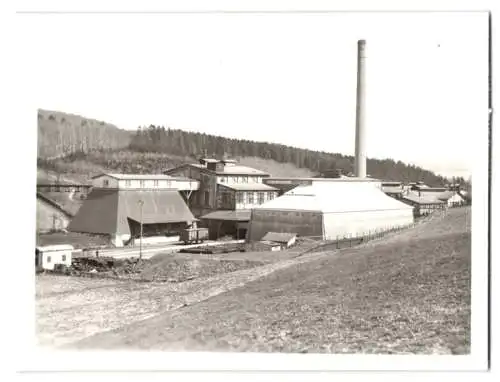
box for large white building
[247,179,415,242]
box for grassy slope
[73,208,470,354]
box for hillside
[37,109,132,158]
[37,110,453,186]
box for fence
[298,209,446,256]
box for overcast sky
[19,11,488,178]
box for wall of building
[234,191,279,210]
[216,186,279,210]
[322,208,414,239]
[118,179,173,189]
[218,175,264,185]
[92,176,197,190]
[248,209,324,242]
[92,175,119,189]
[40,250,72,271]
[167,166,217,211]
[446,194,465,207]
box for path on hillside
[37,209,468,349]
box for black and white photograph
[9,0,492,376]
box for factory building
[68,173,199,247]
[247,180,414,242]
[164,158,279,239]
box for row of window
[102,179,172,188]
[219,176,261,184]
[235,191,275,204]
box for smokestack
[354,39,367,178]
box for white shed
[35,244,73,270]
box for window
[204,191,210,206]
[103,180,109,187]
[258,192,265,204]
[139,180,145,188]
[46,256,51,263]
[125,180,131,187]
[236,192,243,204]
[248,192,254,204]
[62,255,66,261]
[153,180,159,187]
[220,177,226,183]
[242,176,249,183]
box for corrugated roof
[254,182,413,213]
[261,232,297,243]
[69,189,195,236]
[218,183,278,191]
[199,210,251,221]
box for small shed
[35,244,73,271]
[260,232,298,248]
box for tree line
[37,110,462,187]
[129,125,451,186]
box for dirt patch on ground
[67,255,265,283]
[139,257,265,282]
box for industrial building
[164,158,279,239]
[247,39,416,243]
[68,173,199,247]
[247,180,414,242]
[400,193,446,217]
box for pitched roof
[187,163,269,176]
[92,173,192,181]
[68,188,120,234]
[69,189,195,236]
[199,209,251,221]
[218,183,278,191]
[261,232,297,243]
[402,193,445,205]
[254,182,413,213]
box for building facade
[91,173,199,192]
[164,158,279,216]
[69,173,198,247]
[164,159,279,239]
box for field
[36,208,470,353]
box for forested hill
[37,109,132,158]
[36,110,450,186]
[130,125,449,185]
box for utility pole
[138,200,144,262]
